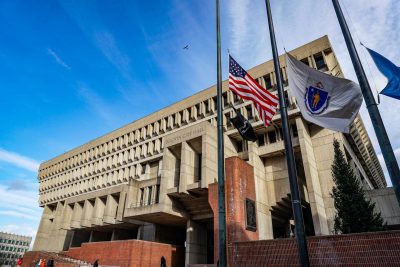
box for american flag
[229,55,279,126]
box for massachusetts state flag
[229,55,278,126]
[286,53,362,133]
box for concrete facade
[33,36,389,265]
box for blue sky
[0,0,399,242]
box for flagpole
[216,0,227,266]
[332,0,400,206]
[265,1,310,266]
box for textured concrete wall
[366,188,400,227]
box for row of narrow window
[39,89,239,180]
[40,165,137,204]
[0,239,29,246]
[38,51,328,186]
[257,51,330,92]
[40,160,161,204]
[39,137,164,189]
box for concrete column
[91,197,106,226]
[296,118,329,235]
[185,220,207,265]
[103,194,118,224]
[81,199,94,227]
[179,141,194,191]
[248,142,274,239]
[160,147,178,198]
[200,133,218,188]
[116,190,127,221]
[50,202,74,252]
[61,203,73,230]
[70,202,83,229]
[32,205,54,251]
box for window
[257,134,265,146]
[263,74,273,90]
[155,184,160,204]
[314,53,327,71]
[246,105,253,120]
[300,57,309,66]
[222,92,228,107]
[268,131,276,143]
[147,186,153,205]
[291,124,298,137]
[225,112,232,128]
[140,188,144,206]
[235,140,243,152]
[284,91,290,108]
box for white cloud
[47,48,71,69]
[0,148,40,172]
[0,183,41,221]
[0,182,41,247]
[93,31,131,79]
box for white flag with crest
[286,53,363,133]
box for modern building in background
[0,232,31,266]
[31,36,394,266]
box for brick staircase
[37,251,92,266]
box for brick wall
[208,156,258,265]
[21,251,76,267]
[24,239,184,267]
[232,230,400,266]
[64,239,184,267]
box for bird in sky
[183,44,189,50]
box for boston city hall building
[32,36,397,266]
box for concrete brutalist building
[32,36,398,265]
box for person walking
[93,259,99,267]
[160,256,166,267]
[46,259,54,267]
[17,258,23,267]
[40,258,46,267]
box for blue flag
[366,47,400,100]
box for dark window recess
[263,74,273,89]
[257,134,265,146]
[155,184,160,204]
[314,53,327,71]
[140,188,144,205]
[222,92,228,107]
[268,131,276,143]
[291,124,298,137]
[226,113,232,127]
[235,140,243,152]
[141,164,146,174]
[246,106,253,120]
[148,186,153,205]
[300,57,309,66]
[284,91,290,107]
[233,93,240,103]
